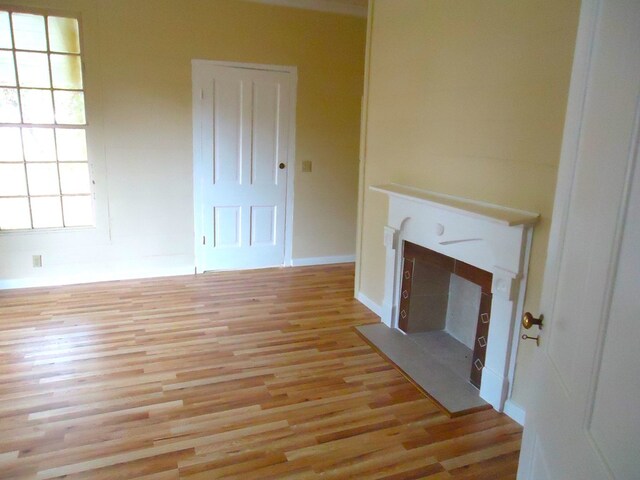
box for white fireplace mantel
[371,183,539,412]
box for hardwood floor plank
[0,264,521,479]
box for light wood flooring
[0,264,522,479]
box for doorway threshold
[355,323,489,416]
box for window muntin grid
[0,9,93,231]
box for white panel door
[517,1,640,478]
[193,63,292,271]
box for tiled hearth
[356,323,487,414]
[358,241,495,414]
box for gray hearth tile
[356,323,487,414]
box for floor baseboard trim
[356,291,383,317]
[290,255,355,267]
[0,266,195,290]
[504,399,526,426]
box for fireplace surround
[371,184,539,411]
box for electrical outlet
[302,160,312,173]
[32,255,42,268]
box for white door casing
[193,61,297,271]
[517,1,640,478]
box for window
[0,9,93,231]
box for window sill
[0,225,96,235]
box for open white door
[193,61,295,271]
[517,1,640,478]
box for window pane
[26,163,59,195]
[0,164,28,196]
[62,195,92,226]
[60,162,90,194]
[0,163,27,197]
[0,197,31,229]
[0,88,20,122]
[0,51,16,87]
[53,90,85,124]
[0,12,12,49]
[20,89,54,123]
[11,13,46,52]
[22,128,56,161]
[56,128,86,160]
[0,127,23,161]
[48,17,80,54]
[16,52,50,88]
[51,54,82,89]
[0,12,91,232]
[31,196,63,228]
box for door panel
[251,81,280,185]
[251,206,276,246]
[194,63,292,271]
[517,1,640,478]
[213,206,240,248]
[213,78,243,185]
[588,163,640,479]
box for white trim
[203,264,281,273]
[0,266,194,290]
[504,399,526,426]
[192,60,205,274]
[354,0,375,297]
[191,60,297,273]
[370,184,539,227]
[355,291,383,317]
[479,366,509,412]
[290,254,355,267]
[243,0,367,18]
[192,59,297,74]
[507,227,534,399]
[283,69,298,268]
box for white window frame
[0,5,96,233]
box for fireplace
[399,241,492,389]
[369,184,539,412]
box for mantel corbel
[383,225,399,251]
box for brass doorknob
[522,312,543,329]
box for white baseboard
[290,254,355,267]
[355,291,383,317]
[0,266,195,290]
[503,399,526,426]
[2,256,358,290]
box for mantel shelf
[370,184,540,227]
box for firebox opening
[399,241,493,389]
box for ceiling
[246,0,368,17]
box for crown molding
[244,0,367,18]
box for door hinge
[202,235,206,245]
[200,89,204,100]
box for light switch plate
[32,255,42,268]
[302,160,312,173]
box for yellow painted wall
[356,0,580,404]
[1,0,366,283]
